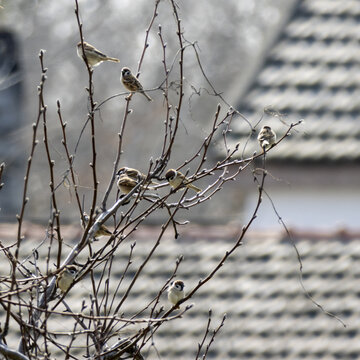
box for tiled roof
[229,0,360,162]
[1,223,359,359]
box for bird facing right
[56,265,78,293]
[82,212,112,238]
[116,172,140,195]
[257,125,276,151]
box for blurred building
[0,0,359,230]
[0,2,359,360]
[1,223,358,359]
[0,29,24,218]
[0,0,295,224]
[222,0,360,230]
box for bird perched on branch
[167,280,185,309]
[117,167,158,185]
[82,212,112,239]
[257,125,276,151]
[165,169,202,193]
[77,41,120,68]
[56,265,78,293]
[121,67,152,101]
[116,167,158,196]
[116,174,140,195]
[106,338,144,360]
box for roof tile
[228,0,360,161]
[1,224,359,359]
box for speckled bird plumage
[56,265,77,293]
[257,125,276,151]
[121,67,152,101]
[165,169,201,193]
[116,174,139,194]
[117,167,158,185]
[83,212,112,238]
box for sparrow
[77,41,120,68]
[165,169,202,193]
[167,280,185,309]
[116,174,140,195]
[257,125,276,151]
[82,212,112,238]
[121,67,152,101]
[117,167,158,185]
[107,338,144,360]
[56,265,77,293]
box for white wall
[244,187,360,230]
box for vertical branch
[195,310,212,360]
[138,167,269,349]
[39,55,63,269]
[0,0,310,358]
[100,99,132,210]
[89,269,102,354]
[101,0,161,209]
[4,49,44,340]
[157,24,172,157]
[0,162,5,190]
[74,0,98,220]
[102,199,185,338]
[158,0,184,166]
[98,254,115,317]
[193,103,222,173]
[57,100,83,216]
[202,314,226,359]
[136,0,160,74]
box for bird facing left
[121,67,153,101]
[77,41,120,68]
[117,167,158,185]
[165,169,202,193]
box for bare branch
[0,337,29,360]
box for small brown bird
[56,265,78,293]
[116,175,139,194]
[167,280,185,309]
[83,212,112,238]
[77,41,120,68]
[121,67,152,101]
[109,338,144,360]
[117,167,158,185]
[165,169,202,193]
[257,125,276,151]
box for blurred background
[0,0,298,226]
[0,0,359,231]
[1,1,360,359]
